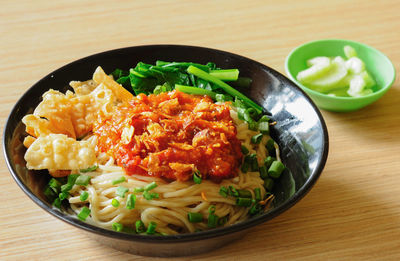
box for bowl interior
[285,39,396,111]
[3,45,329,243]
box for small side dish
[296,45,376,97]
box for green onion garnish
[77,206,91,221]
[207,214,219,228]
[193,170,202,184]
[146,221,157,234]
[266,139,276,157]
[264,156,275,169]
[59,191,69,201]
[249,203,262,216]
[258,115,270,122]
[241,145,249,155]
[268,161,285,179]
[208,205,216,214]
[258,122,269,134]
[134,187,145,193]
[187,212,203,223]
[249,153,259,172]
[116,186,129,198]
[44,186,57,200]
[112,222,123,232]
[80,165,98,173]
[52,198,61,209]
[219,186,228,198]
[79,191,89,202]
[259,165,268,179]
[143,191,159,200]
[241,161,250,173]
[237,189,252,198]
[218,216,228,226]
[111,198,120,207]
[236,197,253,207]
[61,183,73,193]
[263,178,274,191]
[126,194,136,210]
[144,181,157,191]
[67,174,80,185]
[254,188,261,202]
[228,186,239,197]
[75,175,91,186]
[48,178,61,192]
[135,220,146,233]
[112,176,126,185]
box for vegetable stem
[175,84,217,99]
[209,69,239,81]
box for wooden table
[1,0,399,260]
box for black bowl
[3,45,329,257]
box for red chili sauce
[93,90,243,182]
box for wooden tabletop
[1,0,399,260]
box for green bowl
[285,39,396,112]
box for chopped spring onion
[251,133,263,144]
[61,183,73,193]
[77,206,91,221]
[52,198,61,209]
[187,65,263,114]
[193,170,202,184]
[67,174,80,185]
[112,176,126,185]
[134,187,145,193]
[236,197,253,207]
[75,175,91,186]
[111,198,120,207]
[48,178,61,192]
[237,189,252,198]
[215,93,232,102]
[80,165,98,173]
[187,212,203,223]
[268,161,285,179]
[146,221,157,234]
[259,165,268,179]
[208,205,216,214]
[144,181,158,191]
[249,203,262,216]
[143,191,159,200]
[219,186,228,198]
[258,122,269,134]
[266,139,276,157]
[175,84,217,100]
[250,154,259,172]
[44,186,57,200]
[116,186,129,198]
[264,156,275,169]
[254,188,261,202]
[241,161,250,173]
[126,194,136,210]
[112,222,123,232]
[263,178,274,192]
[218,216,228,226]
[59,191,69,201]
[207,214,219,228]
[258,115,270,122]
[135,220,146,233]
[241,145,249,155]
[228,186,239,197]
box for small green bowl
[285,39,396,112]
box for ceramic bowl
[285,39,396,112]
[3,45,329,257]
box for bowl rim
[284,38,396,100]
[3,44,329,243]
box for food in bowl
[296,45,376,97]
[21,61,286,235]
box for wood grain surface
[1,0,399,260]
